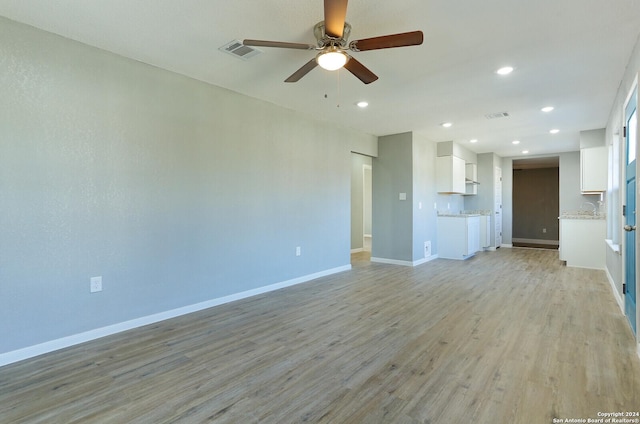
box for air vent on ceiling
[485,112,510,119]
[219,40,261,60]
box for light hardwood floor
[1,248,639,423]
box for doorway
[512,157,560,249]
[351,153,373,262]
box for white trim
[371,255,439,267]
[413,254,439,266]
[512,238,559,246]
[351,247,364,253]
[371,257,414,266]
[605,239,621,255]
[605,266,625,314]
[0,265,351,368]
[501,244,513,248]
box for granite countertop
[463,210,492,216]
[559,211,606,220]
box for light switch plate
[399,193,407,201]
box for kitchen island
[558,212,606,269]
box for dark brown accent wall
[513,167,560,241]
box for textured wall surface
[0,17,375,354]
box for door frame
[622,77,638,340]
[362,164,372,251]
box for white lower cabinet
[437,215,481,260]
[559,218,606,269]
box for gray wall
[0,17,377,354]
[372,132,440,263]
[372,133,414,261]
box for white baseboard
[501,244,513,248]
[0,264,351,368]
[605,267,625,314]
[512,238,559,246]
[371,254,439,267]
[351,247,364,253]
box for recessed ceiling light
[522,150,529,154]
[550,129,560,134]
[469,139,478,143]
[541,106,554,112]
[441,122,453,128]
[512,140,520,145]
[496,66,514,75]
[357,101,369,108]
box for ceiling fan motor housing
[314,21,351,49]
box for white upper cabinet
[436,155,466,194]
[580,146,607,193]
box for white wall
[604,32,640,337]
[0,17,376,357]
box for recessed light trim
[512,140,520,145]
[469,139,478,143]
[541,106,554,112]
[496,66,514,75]
[441,122,453,128]
[522,150,529,154]
[550,129,560,134]
[357,101,369,108]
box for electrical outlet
[90,276,102,293]
[296,246,301,256]
[424,241,432,258]
[542,228,547,233]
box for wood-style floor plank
[1,248,639,423]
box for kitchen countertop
[559,211,606,220]
[463,210,492,216]
[438,213,481,217]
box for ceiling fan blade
[243,39,316,50]
[349,31,424,52]
[285,59,319,83]
[344,57,378,84]
[324,0,348,38]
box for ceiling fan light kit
[243,0,423,84]
[316,47,349,71]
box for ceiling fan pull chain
[336,69,341,108]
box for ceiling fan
[243,0,424,84]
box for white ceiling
[1,0,639,157]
